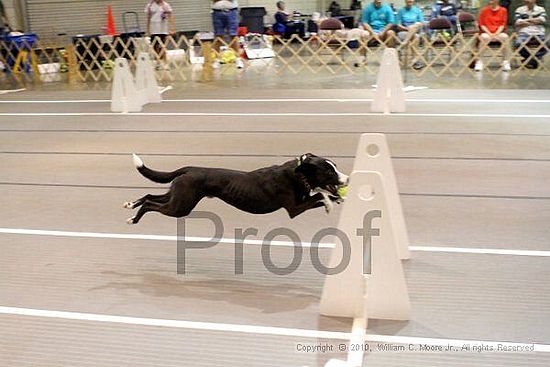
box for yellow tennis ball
[337,185,348,198]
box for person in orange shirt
[475,0,510,71]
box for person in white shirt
[514,0,547,69]
[145,0,175,63]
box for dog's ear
[296,153,318,178]
[298,153,314,165]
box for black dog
[125,153,348,224]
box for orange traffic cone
[106,6,117,36]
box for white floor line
[347,318,367,366]
[0,88,26,95]
[1,98,549,103]
[1,227,549,257]
[0,306,350,340]
[0,227,332,248]
[1,112,550,118]
[1,306,549,353]
[409,245,550,257]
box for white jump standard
[321,133,411,367]
[111,53,163,113]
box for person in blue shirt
[397,0,426,69]
[431,0,459,26]
[396,0,425,42]
[273,1,305,39]
[361,0,396,46]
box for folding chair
[427,17,455,64]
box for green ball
[102,60,115,69]
[337,185,348,198]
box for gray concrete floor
[1,88,550,366]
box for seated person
[514,0,547,69]
[431,0,458,27]
[274,1,305,39]
[1,0,11,37]
[361,0,396,47]
[350,0,362,11]
[396,0,425,42]
[397,0,425,69]
[475,0,510,71]
[328,1,343,17]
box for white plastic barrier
[371,48,406,114]
[319,170,410,320]
[352,134,410,260]
[320,133,411,367]
[111,58,143,113]
[320,133,410,320]
[135,52,162,104]
[111,53,163,113]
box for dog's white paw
[324,199,334,214]
[123,201,134,209]
[126,216,136,225]
[317,192,333,213]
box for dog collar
[296,172,312,193]
[295,156,313,195]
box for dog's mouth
[324,184,339,196]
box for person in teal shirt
[361,0,396,46]
[396,0,425,41]
[396,0,426,69]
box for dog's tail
[132,154,188,184]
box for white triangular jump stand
[371,48,406,114]
[353,134,410,260]
[111,58,143,113]
[321,133,410,367]
[319,170,411,321]
[135,52,162,104]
